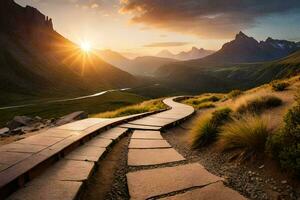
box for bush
[191,108,232,148]
[197,103,215,109]
[267,104,300,174]
[271,81,289,91]
[236,95,282,114]
[219,116,271,157]
[183,95,220,107]
[228,90,243,99]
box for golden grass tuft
[218,115,272,157]
[235,95,282,115]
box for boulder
[55,111,88,126]
[0,127,10,136]
[7,116,34,130]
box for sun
[80,41,91,52]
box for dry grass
[92,99,167,118]
[190,108,232,148]
[235,95,282,115]
[218,115,272,158]
[182,95,222,109]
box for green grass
[236,95,282,114]
[218,115,271,158]
[0,91,146,127]
[92,99,167,118]
[191,108,232,148]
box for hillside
[0,0,138,104]
[156,50,300,93]
[99,49,177,76]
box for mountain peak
[235,31,249,39]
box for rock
[0,127,10,136]
[55,111,88,126]
[7,116,34,130]
[281,180,287,184]
[259,165,265,169]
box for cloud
[143,42,189,47]
[120,0,300,39]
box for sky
[16,0,300,57]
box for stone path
[126,110,247,200]
[3,96,246,200]
[0,111,159,199]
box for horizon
[15,0,300,57]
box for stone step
[128,148,185,166]
[7,126,130,200]
[0,110,162,199]
[159,182,247,200]
[127,163,223,200]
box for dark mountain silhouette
[198,31,300,64]
[157,47,215,60]
[0,0,138,102]
[99,49,177,76]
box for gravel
[162,113,300,200]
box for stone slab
[128,148,185,166]
[40,129,77,138]
[41,159,94,181]
[126,163,222,199]
[131,130,163,140]
[7,179,82,200]
[86,137,112,148]
[16,135,64,146]
[0,151,32,165]
[98,127,127,140]
[0,143,46,153]
[128,117,174,127]
[129,139,171,149]
[0,163,9,172]
[65,145,106,162]
[57,118,106,131]
[160,182,247,200]
[120,124,162,130]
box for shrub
[236,95,282,114]
[228,90,243,99]
[191,108,232,148]
[183,95,220,107]
[271,81,289,91]
[219,116,271,158]
[208,96,220,102]
[267,104,300,174]
[197,103,215,109]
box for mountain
[99,50,177,76]
[157,47,215,60]
[156,50,300,93]
[0,0,137,103]
[197,31,300,64]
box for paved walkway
[2,96,247,199]
[125,98,247,199]
[126,130,247,200]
